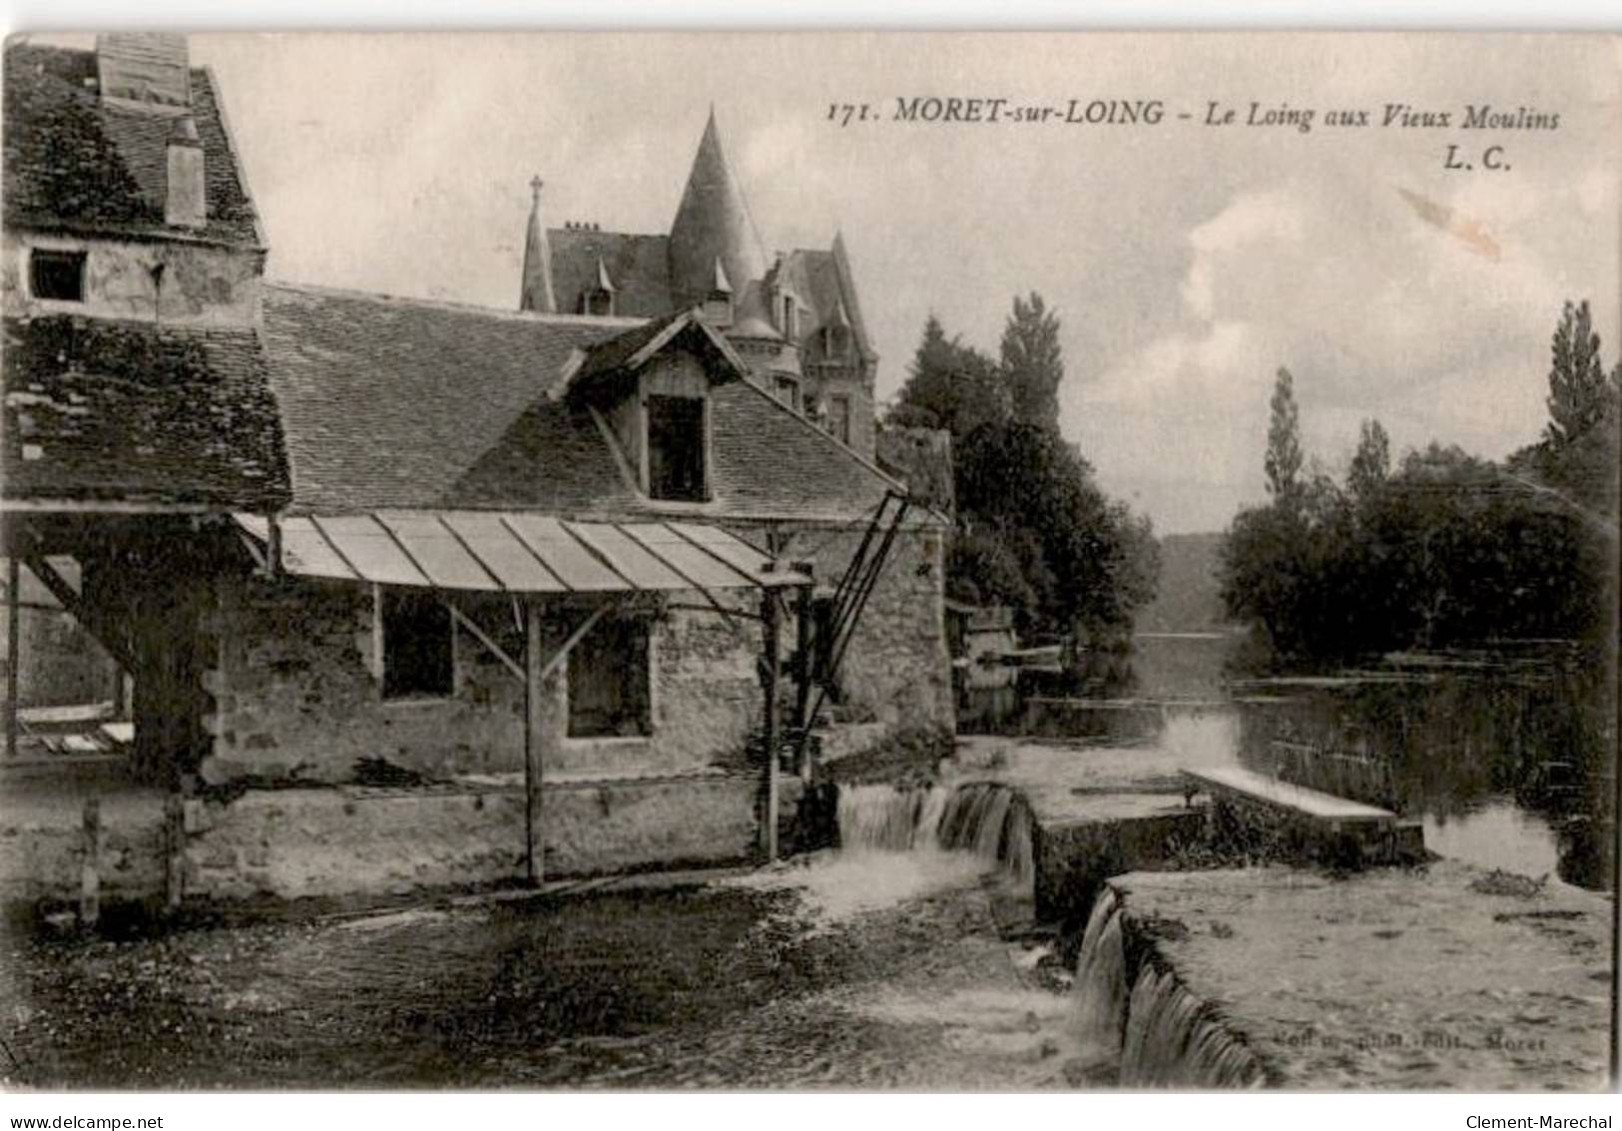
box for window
[30,249,86,302]
[780,295,797,340]
[824,325,849,360]
[810,595,840,694]
[827,395,851,445]
[703,291,733,326]
[647,394,706,501]
[568,615,651,738]
[583,288,615,317]
[773,376,801,413]
[380,590,454,699]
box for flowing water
[1067,885,1266,1088]
[836,780,1034,884]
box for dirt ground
[0,850,1086,1090]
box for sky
[51,31,1621,533]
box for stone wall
[772,522,954,759]
[875,426,953,514]
[202,522,950,791]
[184,775,757,901]
[2,230,261,328]
[202,573,764,787]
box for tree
[1264,367,1304,503]
[1545,300,1614,449]
[1000,292,1064,429]
[889,315,1008,436]
[1347,418,1391,504]
[891,307,1159,645]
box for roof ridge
[550,227,668,241]
[262,279,648,329]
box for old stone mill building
[0,34,952,909]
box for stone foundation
[183,774,759,901]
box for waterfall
[936,782,1034,884]
[1071,887,1128,1061]
[834,781,1032,882]
[1070,887,1266,1088]
[837,783,951,851]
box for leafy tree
[888,315,1008,436]
[1545,300,1614,449]
[1347,418,1391,505]
[891,302,1159,645]
[1000,292,1064,429]
[1264,367,1303,503]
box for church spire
[668,109,767,310]
[520,175,556,314]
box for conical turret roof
[668,110,767,310]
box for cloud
[1067,154,1618,532]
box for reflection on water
[1421,799,1561,880]
[959,634,1615,891]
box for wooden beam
[0,499,217,514]
[537,601,613,684]
[443,600,523,681]
[23,555,135,675]
[760,582,781,862]
[80,798,101,929]
[793,582,814,769]
[5,556,18,759]
[523,600,543,887]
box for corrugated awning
[234,511,810,593]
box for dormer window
[647,394,707,501]
[703,290,733,326]
[824,324,850,360]
[827,395,852,445]
[30,249,86,303]
[582,256,617,317]
[773,375,801,413]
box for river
[958,631,1615,890]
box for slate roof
[260,284,902,522]
[778,239,876,363]
[548,228,673,318]
[667,110,768,310]
[3,42,260,246]
[2,314,290,509]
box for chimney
[95,33,191,109]
[165,117,206,229]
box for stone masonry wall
[3,230,261,328]
[201,572,765,787]
[184,775,757,901]
[775,523,953,752]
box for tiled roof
[260,284,901,522]
[3,43,259,246]
[667,110,768,310]
[548,229,673,318]
[2,314,290,509]
[261,284,636,513]
[780,240,876,363]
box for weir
[1070,884,1268,1087]
[836,780,1035,883]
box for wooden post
[760,582,781,862]
[524,600,544,887]
[793,582,814,778]
[164,793,185,913]
[5,555,18,759]
[80,798,100,929]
